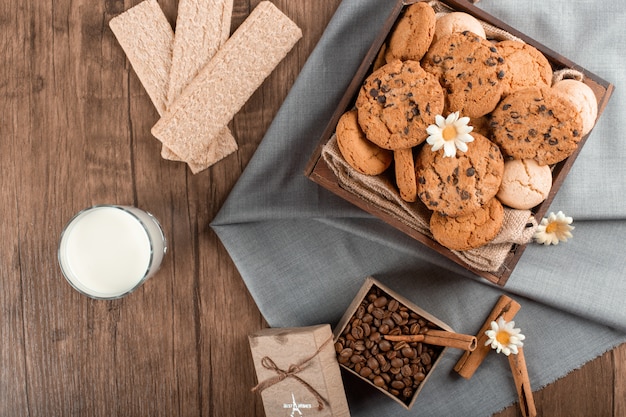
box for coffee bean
[373,375,385,387]
[371,295,386,308]
[391,358,404,368]
[360,367,372,378]
[379,340,392,352]
[391,380,405,390]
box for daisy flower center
[545,222,558,234]
[442,125,458,141]
[495,330,511,346]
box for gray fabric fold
[212,0,626,415]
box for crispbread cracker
[109,0,238,173]
[161,0,234,163]
[109,0,173,116]
[167,0,233,107]
[151,1,302,162]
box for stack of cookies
[335,1,598,251]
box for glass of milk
[58,205,167,299]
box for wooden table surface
[2,0,624,416]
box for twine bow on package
[249,324,351,417]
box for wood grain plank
[494,344,620,417]
[614,343,626,416]
[1,0,623,416]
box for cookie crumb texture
[356,59,444,150]
[430,197,504,251]
[491,87,583,165]
[416,133,504,217]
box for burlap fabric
[321,135,537,272]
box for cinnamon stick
[453,295,521,379]
[508,348,537,417]
[384,329,477,351]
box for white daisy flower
[484,317,525,356]
[533,211,574,245]
[426,112,474,157]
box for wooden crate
[333,277,453,409]
[305,0,614,286]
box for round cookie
[430,197,504,251]
[490,86,584,165]
[385,2,436,63]
[336,109,393,175]
[394,148,417,202]
[432,12,486,44]
[495,40,553,96]
[422,31,506,118]
[356,59,444,150]
[416,132,504,217]
[553,78,598,135]
[497,158,552,209]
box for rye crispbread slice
[151,1,302,162]
[161,0,235,165]
[109,0,238,173]
[109,0,173,116]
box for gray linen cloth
[212,0,626,415]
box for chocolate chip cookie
[384,1,436,63]
[495,40,553,96]
[490,86,583,165]
[422,31,506,118]
[356,59,444,150]
[336,109,393,175]
[416,132,504,217]
[430,197,504,251]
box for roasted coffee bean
[391,380,405,390]
[379,340,392,352]
[373,296,388,308]
[373,375,385,387]
[414,372,426,382]
[369,331,382,343]
[420,352,432,365]
[401,364,413,377]
[353,340,366,352]
[375,353,387,367]
[391,312,403,325]
[360,366,372,378]
[391,358,404,368]
[402,387,414,399]
[355,305,365,319]
[378,323,390,335]
[381,373,392,384]
[350,354,364,364]
[339,348,353,359]
[367,357,379,370]
[394,341,408,351]
[388,299,399,312]
[361,313,373,324]
[372,307,385,320]
[351,325,364,339]
[402,346,416,358]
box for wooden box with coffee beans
[333,277,456,409]
[305,0,613,286]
